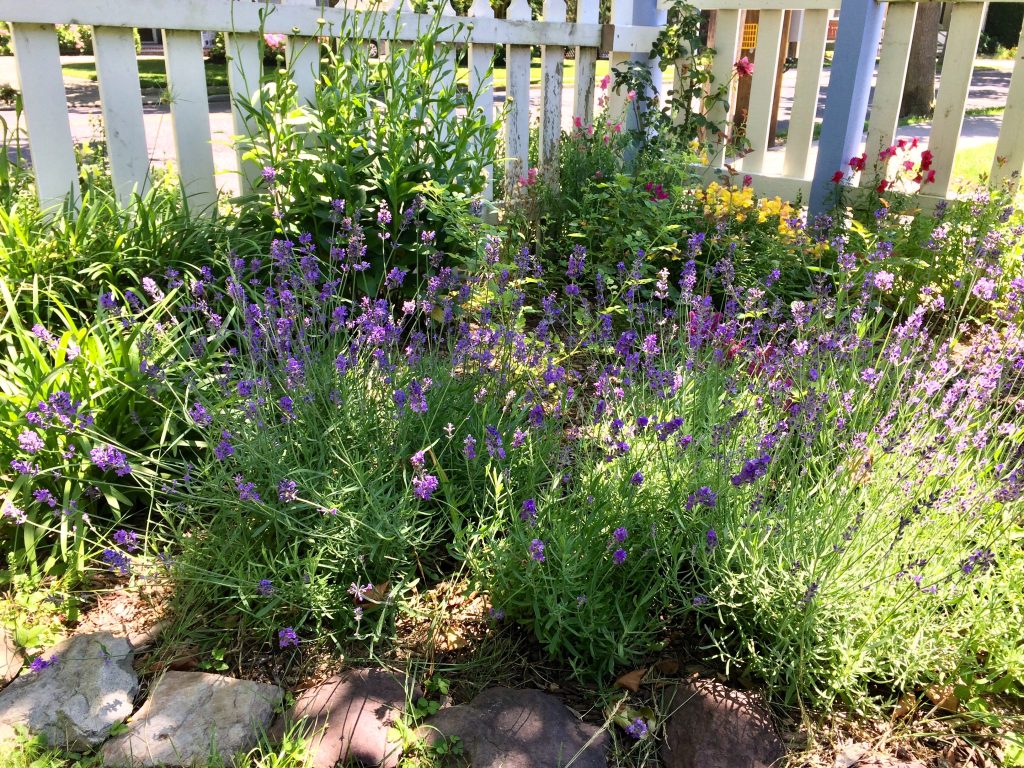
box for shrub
[233,6,498,294]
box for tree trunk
[900,3,941,118]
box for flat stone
[272,668,410,768]
[1,628,23,685]
[101,671,283,767]
[0,631,137,750]
[660,677,785,768]
[419,687,608,768]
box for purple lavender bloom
[258,579,274,596]
[278,627,299,648]
[730,455,770,487]
[520,498,537,524]
[32,324,58,350]
[278,479,299,503]
[612,548,628,565]
[18,430,45,455]
[101,548,131,575]
[567,245,586,279]
[463,435,477,460]
[384,267,408,289]
[189,403,212,428]
[100,292,119,311]
[32,489,57,508]
[235,475,262,502]
[706,529,718,550]
[412,474,439,501]
[962,549,995,574]
[529,538,546,562]
[873,270,895,292]
[686,486,718,511]
[261,166,276,182]
[630,471,644,486]
[11,459,39,476]
[29,655,58,673]
[613,527,628,543]
[90,445,132,476]
[624,718,648,739]
[800,582,820,605]
[485,425,506,460]
[2,500,26,523]
[113,529,139,552]
[214,431,235,461]
[692,595,709,606]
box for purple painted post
[808,0,886,216]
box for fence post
[633,0,666,117]
[808,0,885,216]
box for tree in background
[900,3,941,118]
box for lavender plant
[234,3,497,292]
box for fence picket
[574,0,600,126]
[540,0,567,182]
[607,0,636,124]
[504,0,533,193]
[991,21,1024,190]
[740,9,784,174]
[225,32,264,194]
[782,9,827,179]
[707,9,742,168]
[468,0,495,199]
[93,26,150,204]
[282,0,322,107]
[863,2,918,175]
[163,29,218,214]
[926,1,985,197]
[8,23,79,212]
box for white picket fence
[1,0,1022,216]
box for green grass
[951,140,998,184]
[456,58,620,91]
[61,57,229,90]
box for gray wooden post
[808,0,886,216]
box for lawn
[61,56,229,90]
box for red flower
[876,179,889,194]
[734,57,754,77]
[920,149,934,170]
[743,174,753,187]
[849,154,867,172]
[831,170,844,184]
[924,169,936,184]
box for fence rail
[0,0,1021,217]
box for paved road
[0,55,1011,196]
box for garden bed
[1,7,1023,768]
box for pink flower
[734,57,754,77]
[599,74,611,91]
[264,33,287,50]
[627,90,637,102]
[573,116,583,129]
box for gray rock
[1,628,23,685]
[102,671,283,767]
[660,677,785,768]
[272,668,410,768]
[419,687,608,768]
[0,631,137,750]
